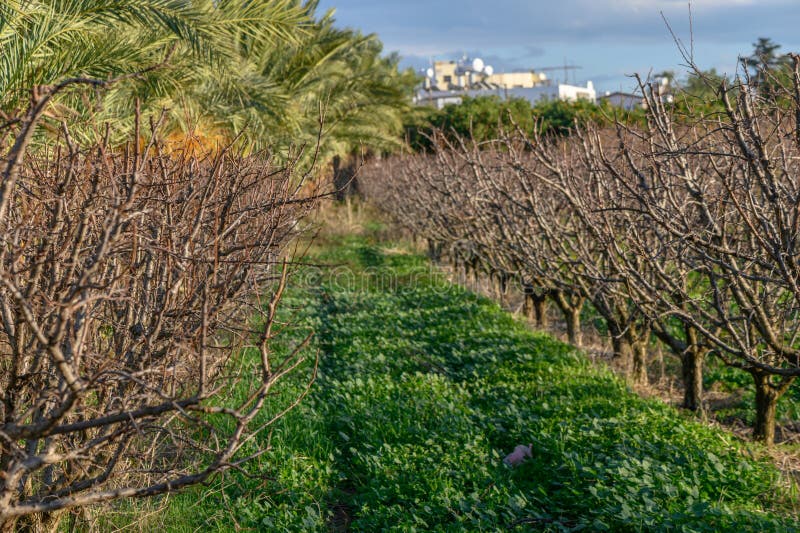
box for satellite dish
[425,68,435,79]
[471,58,485,73]
[484,65,494,76]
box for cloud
[323,0,798,51]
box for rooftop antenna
[532,63,582,85]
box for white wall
[415,81,597,109]
[506,82,596,104]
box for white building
[415,56,596,108]
[415,81,597,109]
[598,91,643,111]
[507,82,596,104]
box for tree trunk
[551,291,583,347]
[522,292,534,320]
[492,272,506,305]
[332,155,343,200]
[681,348,705,411]
[752,370,779,446]
[631,339,648,386]
[565,307,582,347]
[611,333,632,375]
[332,154,358,201]
[532,293,548,329]
[608,322,648,386]
[427,239,441,262]
[653,324,705,411]
[522,286,549,327]
[749,371,796,446]
[749,370,795,446]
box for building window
[443,75,452,83]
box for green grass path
[160,231,797,532]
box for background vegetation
[405,96,645,151]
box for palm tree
[0,0,310,143]
[178,2,417,161]
[1,0,416,165]
[0,1,208,110]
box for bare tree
[594,63,800,442]
[577,107,713,410]
[0,91,319,529]
[362,54,800,443]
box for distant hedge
[405,95,645,151]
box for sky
[315,0,800,93]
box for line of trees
[404,95,645,152]
[363,52,800,447]
[0,111,320,531]
[0,1,418,530]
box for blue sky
[316,0,800,93]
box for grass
[109,220,798,532]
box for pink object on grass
[503,443,532,467]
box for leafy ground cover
[133,227,797,532]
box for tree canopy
[407,95,644,150]
[0,0,417,162]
